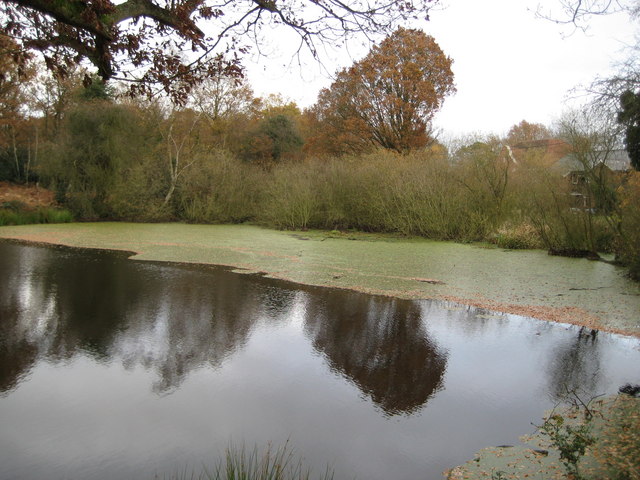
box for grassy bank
[1,222,638,337]
[0,183,73,226]
[0,205,73,226]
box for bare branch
[2,0,439,103]
[536,0,632,30]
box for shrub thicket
[27,97,639,279]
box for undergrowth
[0,206,74,226]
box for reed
[167,442,333,480]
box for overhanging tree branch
[1,0,439,103]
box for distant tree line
[1,27,640,280]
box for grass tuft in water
[167,442,334,480]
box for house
[502,139,632,211]
[554,149,631,210]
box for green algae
[1,222,638,336]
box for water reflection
[0,242,299,395]
[0,242,445,413]
[106,271,297,394]
[546,327,602,401]
[1,241,639,480]
[302,291,447,415]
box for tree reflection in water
[302,290,447,416]
[0,242,298,395]
[546,327,602,401]
[1,242,446,415]
[2,241,640,480]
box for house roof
[605,149,632,171]
[555,150,631,173]
[507,139,573,168]
[506,138,632,173]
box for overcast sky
[244,0,637,138]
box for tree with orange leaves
[310,28,455,155]
[505,120,551,145]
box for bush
[539,410,595,480]
[177,150,264,224]
[492,221,544,249]
[39,101,156,220]
[261,161,320,230]
[107,157,172,221]
[256,151,496,240]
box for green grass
[0,207,74,226]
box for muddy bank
[0,222,638,337]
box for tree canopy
[618,90,640,170]
[1,0,438,103]
[310,27,455,154]
[506,120,552,145]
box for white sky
[244,0,637,137]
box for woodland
[0,0,639,280]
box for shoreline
[1,222,639,338]
[2,224,639,480]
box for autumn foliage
[1,0,438,102]
[308,28,455,155]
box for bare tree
[160,110,204,206]
[537,0,638,30]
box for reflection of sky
[112,297,171,371]
[1,243,640,480]
[13,246,59,350]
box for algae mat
[1,222,639,336]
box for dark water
[0,241,639,480]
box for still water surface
[1,241,639,480]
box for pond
[0,241,639,480]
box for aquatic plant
[206,443,333,480]
[537,389,598,480]
[168,442,333,480]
